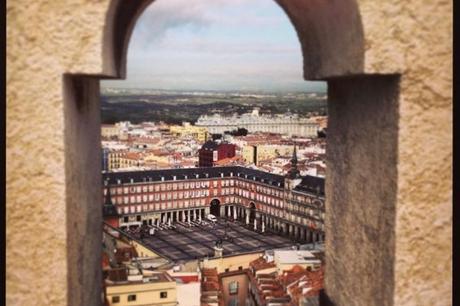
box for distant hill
[100,91,327,124]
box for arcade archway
[249,202,256,224]
[210,199,220,217]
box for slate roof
[201,140,219,150]
[294,176,325,195]
[103,204,119,218]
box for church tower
[103,179,120,228]
[285,145,302,190]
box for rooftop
[274,250,321,265]
[102,166,325,195]
[105,269,174,286]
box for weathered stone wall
[6,1,113,305]
[326,75,399,306]
[324,1,452,305]
[6,0,451,305]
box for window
[112,296,120,303]
[127,294,136,302]
[160,291,168,299]
[229,281,238,294]
[123,216,128,223]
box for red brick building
[198,141,236,167]
[102,159,325,244]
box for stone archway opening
[66,1,403,305]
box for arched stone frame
[6,0,451,306]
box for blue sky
[101,0,326,92]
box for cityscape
[101,90,327,306]
[98,1,330,305]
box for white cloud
[102,0,327,92]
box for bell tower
[285,145,302,190]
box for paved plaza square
[136,219,295,262]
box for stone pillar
[220,206,225,217]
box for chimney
[214,240,223,258]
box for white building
[195,108,319,137]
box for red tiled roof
[250,256,276,272]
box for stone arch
[103,0,365,80]
[7,0,451,305]
[7,1,452,306]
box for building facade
[242,144,295,165]
[196,109,320,137]
[103,151,325,243]
[169,122,210,143]
[104,271,177,306]
[198,141,237,167]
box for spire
[291,144,298,166]
[286,144,300,179]
[103,178,119,218]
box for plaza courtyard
[131,219,295,262]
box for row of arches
[210,199,255,220]
[209,199,322,243]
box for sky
[101,0,326,92]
